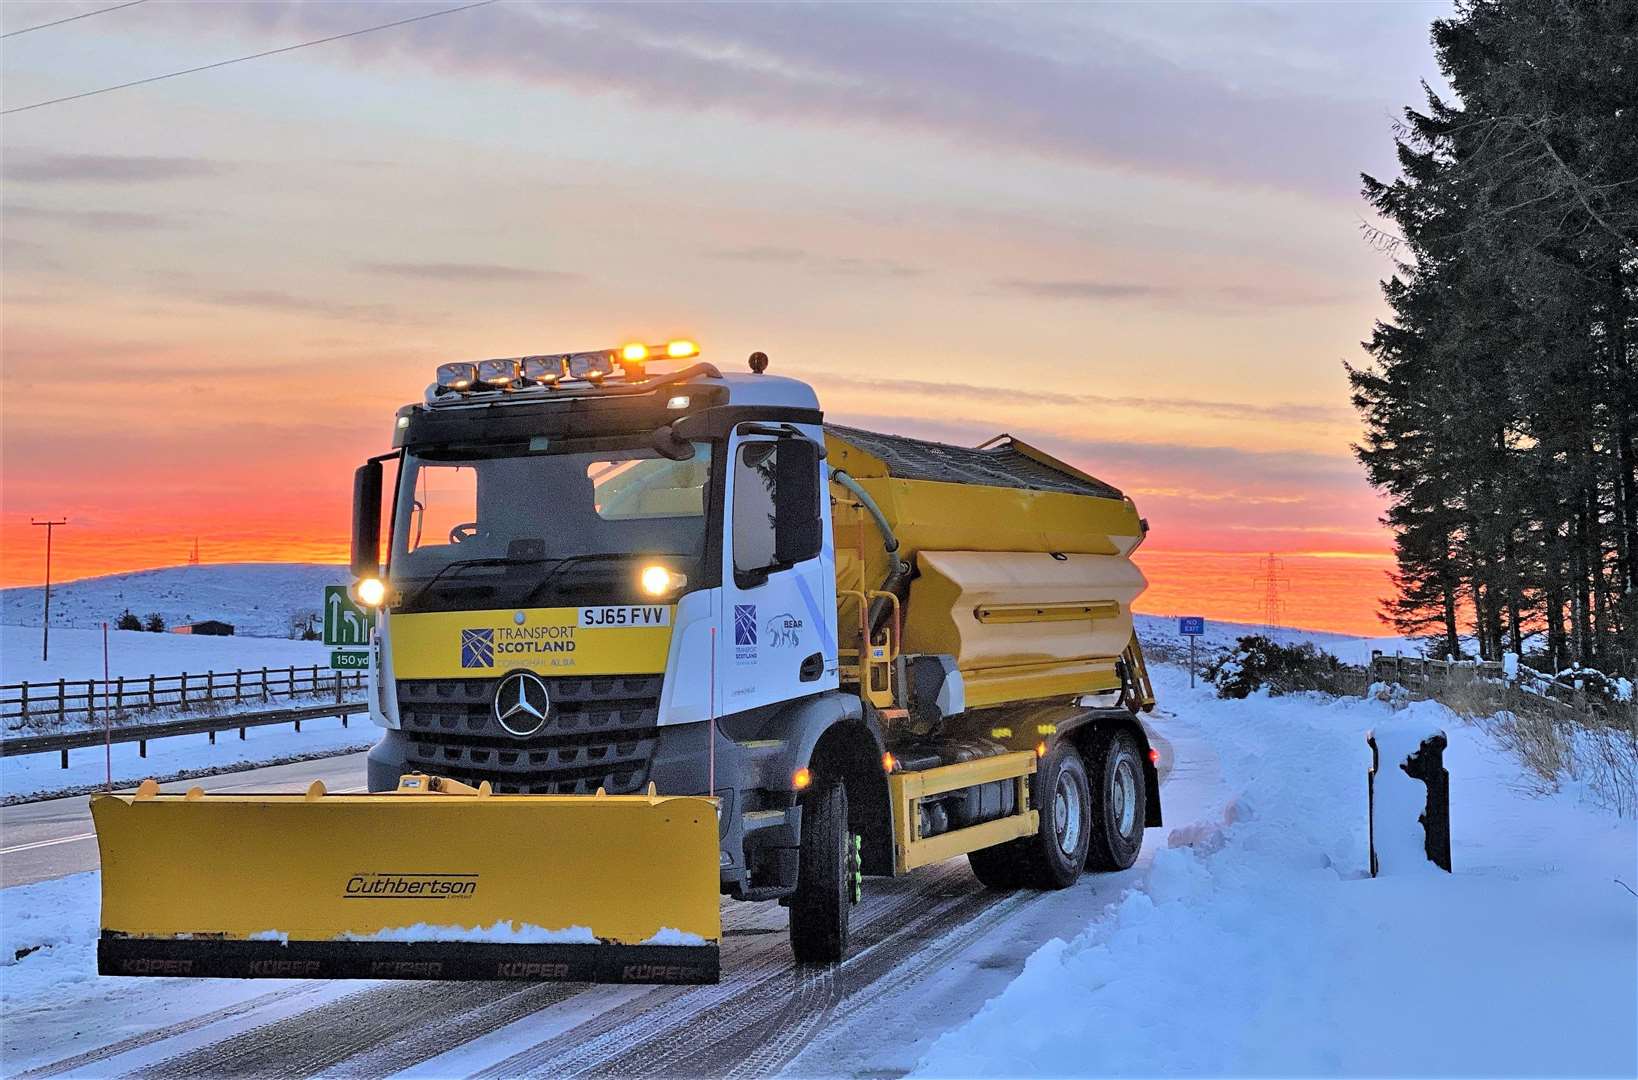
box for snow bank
[914,667,1637,1078]
[1368,709,1448,877]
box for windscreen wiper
[401,556,546,608]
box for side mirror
[352,461,383,576]
[773,439,822,566]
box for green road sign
[331,649,370,670]
[323,585,376,647]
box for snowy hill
[0,564,347,640]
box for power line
[3,0,499,116]
[2,0,146,40]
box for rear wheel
[968,742,1090,890]
[1085,727,1147,871]
[790,780,854,962]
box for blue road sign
[1179,616,1205,636]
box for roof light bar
[431,338,701,396]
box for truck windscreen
[390,439,712,612]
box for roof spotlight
[521,355,563,385]
[436,362,477,392]
[569,351,614,381]
[476,358,519,387]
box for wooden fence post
[115,675,125,714]
[180,672,188,708]
[149,673,157,708]
[261,666,269,702]
[86,679,96,723]
[288,665,296,700]
[234,669,242,702]
[19,680,27,721]
[57,678,65,723]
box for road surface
[1,753,371,888]
[3,724,1204,1078]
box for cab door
[717,426,838,714]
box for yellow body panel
[887,751,1038,872]
[91,782,720,946]
[905,551,1146,708]
[826,428,1149,710]
[391,605,672,680]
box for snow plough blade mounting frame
[91,775,721,984]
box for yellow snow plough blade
[91,775,721,984]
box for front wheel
[790,781,854,963]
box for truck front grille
[394,675,663,795]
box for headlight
[639,565,687,597]
[353,576,387,607]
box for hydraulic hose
[830,468,909,635]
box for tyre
[1084,727,1147,872]
[1025,742,1092,888]
[967,839,1029,889]
[790,780,853,963]
[969,742,1091,890]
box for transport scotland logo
[733,605,757,646]
[460,628,495,668]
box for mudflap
[91,775,721,984]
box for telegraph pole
[31,517,67,662]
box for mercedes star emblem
[493,671,550,737]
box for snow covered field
[1,563,347,640]
[915,665,1638,1077]
[1,623,360,802]
[0,623,331,686]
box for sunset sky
[1,1,1450,634]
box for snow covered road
[1,753,372,888]
[3,664,1633,1078]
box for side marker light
[793,767,812,790]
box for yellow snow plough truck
[91,341,1160,985]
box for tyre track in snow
[16,984,334,1079]
[475,862,1015,1079]
[71,893,788,1078]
